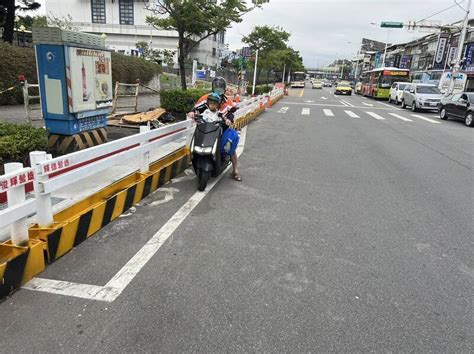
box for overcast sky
[227,0,469,67]
[34,0,469,67]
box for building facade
[44,0,225,67]
[352,20,474,90]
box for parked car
[388,82,409,104]
[401,84,443,112]
[334,81,352,95]
[439,92,474,127]
[312,80,323,89]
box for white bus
[290,72,306,88]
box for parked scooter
[190,108,237,191]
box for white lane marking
[362,102,373,107]
[321,97,328,100]
[378,102,396,108]
[282,102,412,110]
[339,100,349,107]
[23,278,109,302]
[344,110,360,118]
[323,109,334,117]
[411,114,441,124]
[363,97,368,99]
[389,113,413,122]
[366,111,385,120]
[304,100,315,103]
[277,106,289,114]
[23,127,249,302]
[301,108,310,115]
[340,99,355,107]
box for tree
[243,26,304,84]
[145,0,269,90]
[1,0,41,43]
[47,14,80,31]
[17,15,47,31]
[136,41,176,66]
[242,25,289,54]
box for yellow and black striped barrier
[0,239,45,297]
[48,128,108,155]
[29,148,190,263]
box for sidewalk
[0,94,161,128]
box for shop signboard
[399,55,411,69]
[464,43,474,71]
[432,33,449,70]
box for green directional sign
[380,22,404,28]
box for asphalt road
[1,85,472,352]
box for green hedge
[246,85,273,96]
[0,43,37,105]
[111,52,162,88]
[0,43,162,105]
[160,88,208,113]
[0,123,48,166]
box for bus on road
[361,67,410,99]
[290,71,306,88]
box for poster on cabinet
[68,47,113,113]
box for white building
[44,0,225,66]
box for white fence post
[140,124,151,174]
[30,151,54,228]
[4,162,30,246]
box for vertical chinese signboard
[464,43,474,72]
[432,33,449,70]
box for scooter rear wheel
[197,169,210,191]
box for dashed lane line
[277,106,289,114]
[344,110,360,118]
[323,109,334,117]
[301,108,310,115]
[366,111,386,120]
[389,113,413,122]
[340,99,355,107]
[411,114,441,124]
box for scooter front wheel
[197,169,210,191]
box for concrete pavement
[0,86,472,351]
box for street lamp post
[252,49,259,96]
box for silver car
[401,84,443,112]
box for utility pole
[382,29,389,67]
[448,0,471,95]
[282,64,286,84]
[252,49,259,96]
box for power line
[416,0,465,23]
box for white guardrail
[0,90,282,246]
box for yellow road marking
[299,89,304,97]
